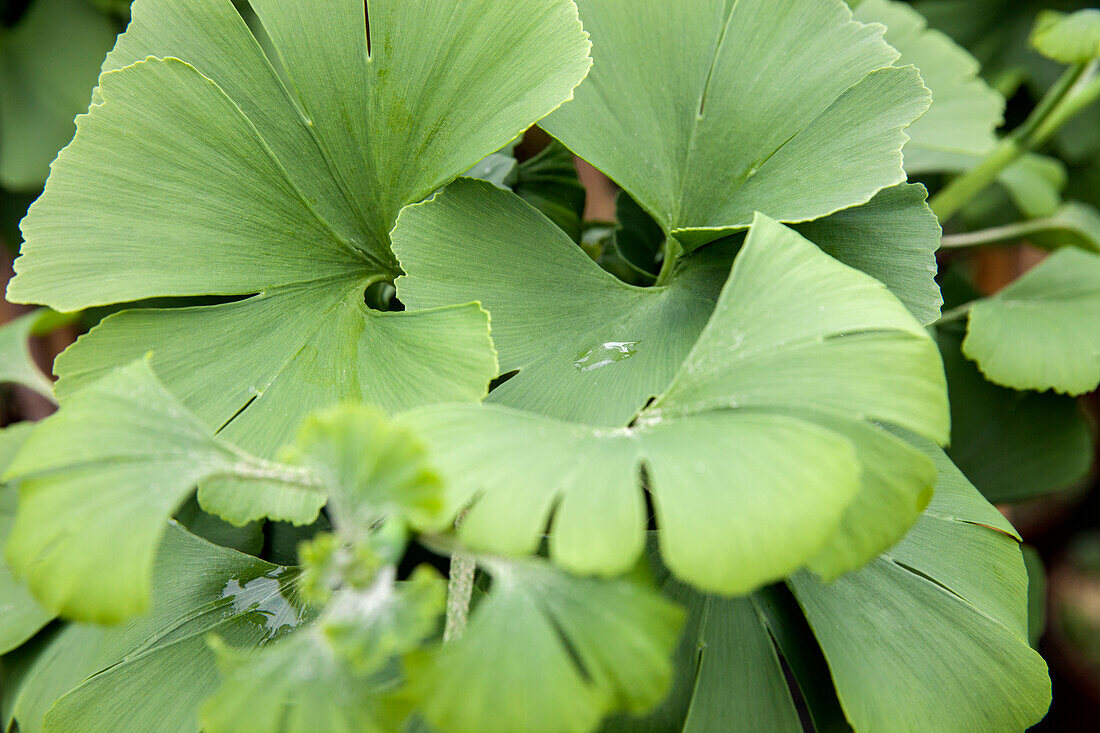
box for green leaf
[3,358,324,623]
[0,310,53,401]
[542,0,930,251]
[939,326,1093,502]
[0,0,118,190]
[402,212,947,593]
[514,140,587,243]
[788,440,1052,732]
[1031,9,1100,64]
[611,191,665,278]
[413,557,683,733]
[9,524,313,733]
[0,423,53,655]
[9,0,588,460]
[916,149,1068,218]
[852,0,1004,172]
[794,183,943,324]
[281,404,446,539]
[963,247,1100,395]
[202,566,445,733]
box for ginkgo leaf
[202,566,446,733]
[3,358,324,623]
[788,440,1052,732]
[396,179,945,424]
[1031,9,1100,64]
[514,140,587,244]
[0,0,118,190]
[852,0,1004,172]
[963,247,1100,395]
[938,326,1093,503]
[0,310,53,400]
[412,557,683,733]
[280,404,446,539]
[0,423,53,655]
[9,523,315,733]
[541,0,931,251]
[8,0,589,464]
[402,213,948,594]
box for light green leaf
[852,0,1004,172]
[939,326,1093,502]
[10,523,313,733]
[202,566,445,733]
[3,358,324,623]
[0,0,118,190]
[1031,9,1100,64]
[788,441,1051,732]
[794,183,943,324]
[963,247,1100,395]
[280,404,446,539]
[413,557,683,733]
[0,311,54,401]
[0,423,53,655]
[9,0,587,460]
[403,213,947,593]
[542,0,930,251]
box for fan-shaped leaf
[963,247,1100,395]
[413,557,683,733]
[0,311,53,400]
[402,213,947,593]
[1031,9,1100,64]
[9,0,589,461]
[542,0,930,251]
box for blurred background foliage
[0,0,1099,728]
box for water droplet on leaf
[574,341,640,373]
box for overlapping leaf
[963,247,1100,394]
[610,442,1050,732]
[413,557,683,733]
[852,0,1004,172]
[541,0,930,250]
[1030,9,1100,63]
[10,0,593,462]
[8,524,313,733]
[402,212,948,594]
[3,358,324,623]
[788,440,1051,731]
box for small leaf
[514,140,587,243]
[1031,9,1100,64]
[202,566,445,733]
[413,557,683,733]
[963,247,1100,395]
[3,358,324,623]
[281,404,446,538]
[542,0,930,250]
[787,440,1051,732]
[0,311,54,401]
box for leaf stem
[929,60,1099,222]
[939,220,1049,249]
[654,236,683,287]
[444,551,475,642]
